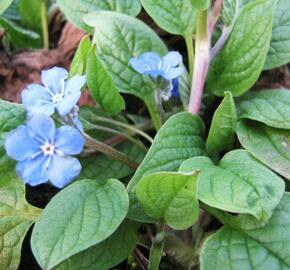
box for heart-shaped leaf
[179,150,285,222]
[200,192,290,270]
[31,179,129,269]
[136,171,199,230]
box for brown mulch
[0,22,85,103]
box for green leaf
[86,47,125,115]
[207,0,276,96]
[206,92,237,155]
[236,119,290,180]
[220,0,241,26]
[57,0,142,30]
[31,179,129,269]
[179,150,285,222]
[56,220,138,270]
[19,0,42,33]
[191,0,210,10]
[0,172,41,270]
[0,17,41,49]
[200,192,290,270]
[0,134,15,171]
[236,89,290,129]
[69,35,91,77]
[140,0,196,35]
[0,100,26,132]
[127,112,205,192]
[127,112,205,222]
[0,0,13,15]
[264,0,290,70]
[136,171,199,229]
[77,141,145,181]
[84,11,167,99]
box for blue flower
[21,67,86,117]
[129,51,184,80]
[5,114,85,188]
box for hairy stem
[184,34,194,80]
[188,10,209,115]
[88,123,148,151]
[84,134,139,169]
[40,0,49,49]
[93,116,154,143]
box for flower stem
[40,0,49,49]
[84,134,139,169]
[87,123,148,151]
[184,34,194,80]
[144,92,162,131]
[188,10,209,115]
[93,116,154,143]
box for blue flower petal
[41,67,68,94]
[162,51,182,70]
[139,52,162,74]
[5,125,41,161]
[130,57,148,74]
[163,66,184,80]
[55,126,84,155]
[26,114,56,143]
[64,75,86,94]
[57,92,81,116]
[49,155,81,188]
[16,155,50,186]
[26,100,56,117]
[22,83,52,108]
[130,52,162,77]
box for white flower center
[52,93,64,103]
[41,142,55,156]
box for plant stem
[84,134,139,169]
[145,93,162,131]
[88,123,148,151]
[188,10,209,115]
[184,34,194,80]
[149,230,166,270]
[93,116,154,143]
[40,0,49,49]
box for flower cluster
[130,51,184,100]
[5,67,86,188]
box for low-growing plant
[1,0,290,269]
